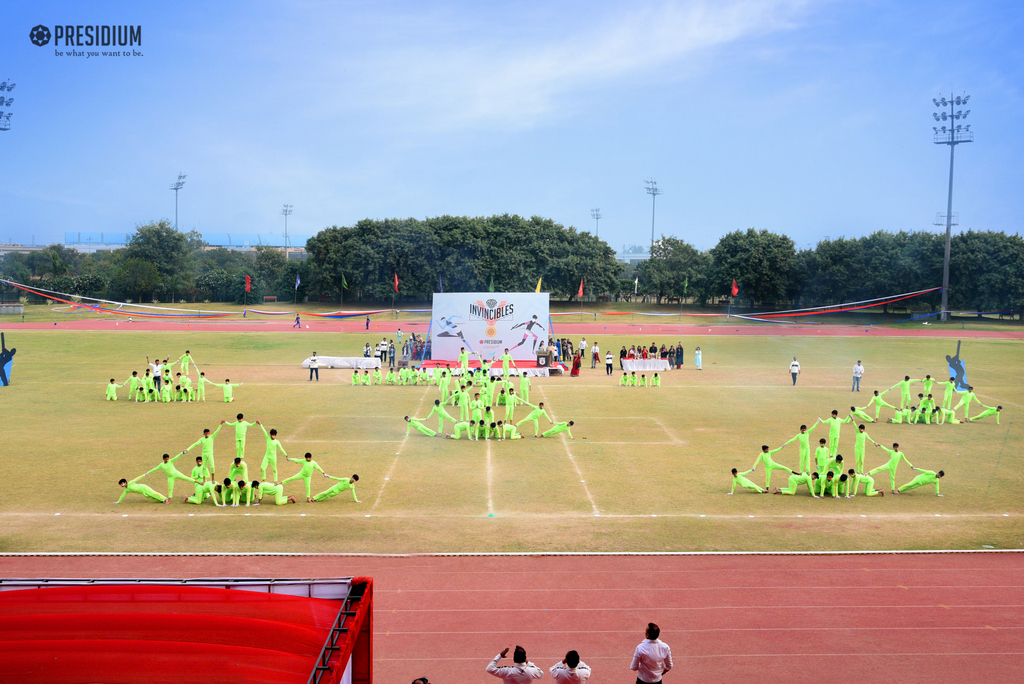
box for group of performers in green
[731,399,953,497]
[618,371,662,387]
[350,348,525,387]
[115,412,359,506]
[400,351,575,440]
[862,375,1001,425]
[103,351,242,403]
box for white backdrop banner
[431,293,549,362]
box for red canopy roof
[0,585,345,683]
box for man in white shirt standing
[551,650,590,683]
[590,341,600,369]
[487,645,543,683]
[309,352,319,382]
[631,622,673,684]
[852,359,865,392]
[147,354,165,392]
[789,357,801,386]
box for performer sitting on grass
[896,468,944,496]
[116,475,170,504]
[968,405,1001,424]
[773,470,819,497]
[405,415,437,437]
[538,421,574,439]
[105,378,124,401]
[312,474,360,503]
[846,469,884,497]
[729,468,767,494]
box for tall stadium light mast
[281,204,293,259]
[169,173,187,230]
[644,179,662,254]
[932,93,972,322]
[591,208,602,237]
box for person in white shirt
[309,352,319,382]
[605,351,614,375]
[590,342,600,369]
[852,360,865,392]
[631,622,673,684]
[487,645,543,683]
[146,354,165,392]
[551,650,590,683]
[789,357,801,386]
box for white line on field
[298,440,404,444]
[284,440,684,446]
[539,386,600,517]
[976,393,1022,410]
[3,511,1019,520]
[372,387,431,509]
[486,441,495,516]
[651,417,684,444]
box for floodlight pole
[932,93,972,322]
[591,208,602,237]
[169,173,187,230]
[282,204,293,260]
[644,179,662,255]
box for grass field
[0,328,1020,553]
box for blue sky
[2,0,1021,252]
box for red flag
[578,278,584,299]
[730,279,738,297]
[394,273,399,293]
[245,274,251,293]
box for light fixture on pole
[590,208,602,237]
[644,179,662,255]
[169,173,187,230]
[281,204,293,259]
[932,93,972,322]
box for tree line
[1,217,1021,315]
[635,228,1024,314]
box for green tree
[109,257,160,303]
[948,231,1024,314]
[642,237,711,304]
[124,222,193,290]
[253,245,288,296]
[709,229,797,305]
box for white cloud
[342,0,815,130]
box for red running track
[11,318,1024,338]
[1,552,1020,683]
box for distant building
[64,232,311,259]
[614,252,649,265]
[0,243,49,257]
[615,243,650,264]
[62,233,134,252]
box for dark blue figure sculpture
[946,340,968,392]
[0,332,15,386]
